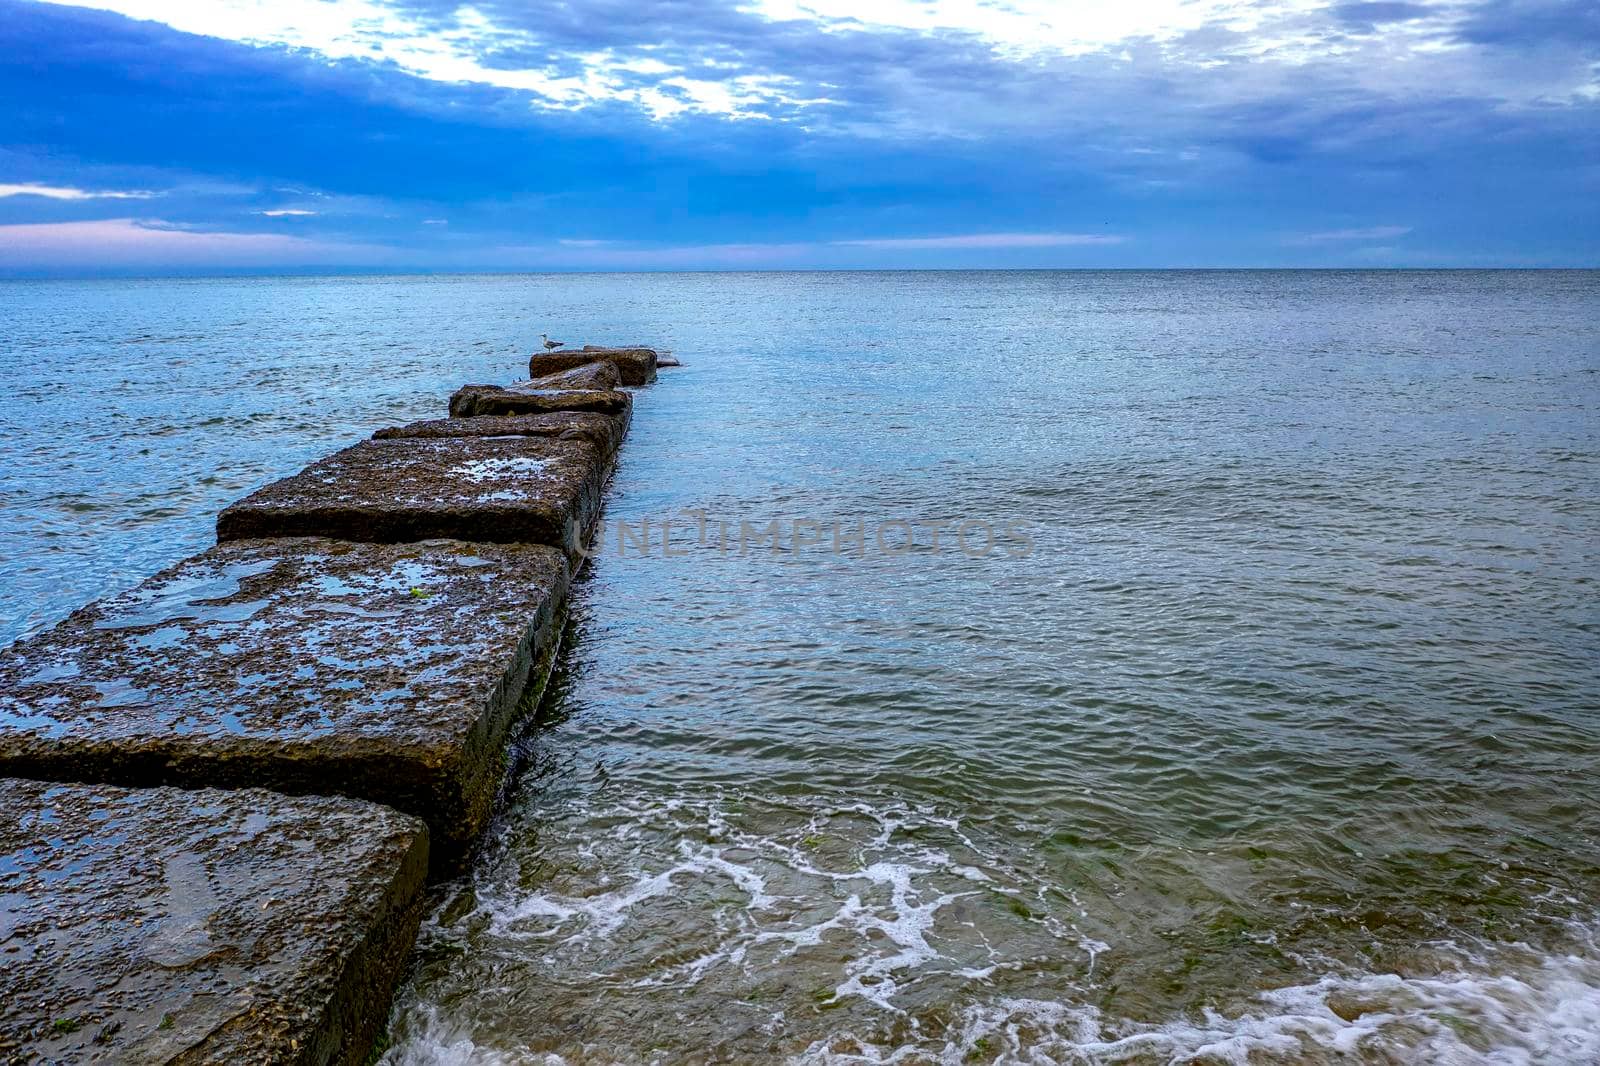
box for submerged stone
[0,777,426,1066]
[216,435,608,555]
[528,360,622,391]
[0,537,569,871]
[373,409,629,456]
[448,383,631,419]
[530,346,656,386]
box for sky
[0,0,1595,273]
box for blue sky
[0,0,1595,273]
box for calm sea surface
[2,271,1598,1063]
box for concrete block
[529,347,656,386]
[375,410,628,457]
[0,777,426,1065]
[0,537,569,871]
[448,384,631,419]
[528,360,622,390]
[217,436,607,556]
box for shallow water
[2,271,1598,1063]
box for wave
[383,790,1600,1064]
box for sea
[1,270,1597,1064]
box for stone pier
[0,344,669,1063]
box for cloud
[1456,0,1600,47]
[0,182,155,200]
[0,218,387,270]
[1,0,1595,269]
[540,240,814,267]
[258,208,317,216]
[1332,3,1436,29]
[465,234,1138,268]
[36,0,1600,134]
[835,232,1125,249]
[1291,225,1413,242]
[38,0,826,120]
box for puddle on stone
[450,457,553,483]
[94,559,279,630]
[90,678,151,708]
[130,626,187,651]
[19,661,81,685]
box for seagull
[541,333,565,351]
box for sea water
[2,270,1597,1063]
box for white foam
[483,835,778,946]
[386,790,1600,1065]
[488,862,686,940]
[795,953,1600,1065]
[379,1006,556,1066]
[820,862,977,1010]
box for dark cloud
[1333,2,1438,28]
[1456,0,1600,45]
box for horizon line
[3,265,1597,283]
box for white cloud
[40,0,820,119]
[750,0,1330,58]
[258,208,317,216]
[544,241,814,266]
[835,232,1125,249]
[466,233,1130,268]
[28,0,1600,142]
[42,0,1556,125]
[0,182,156,201]
[0,218,386,268]
[1291,225,1413,243]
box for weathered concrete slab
[448,383,631,419]
[530,346,656,386]
[0,777,426,1065]
[216,435,608,555]
[529,359,622,390]
[0,537,569,871]
[373,409,629,457]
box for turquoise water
[2,271,1599,1062]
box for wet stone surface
[529,347,657,386]
[0,777,427,1066]
[216,435,609,555]
[447,384,631,419]
[372,410,629,457]
[527,360,622,391]
[590,343,680,368]
[0,538,569,870]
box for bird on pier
[541,333,565,351]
